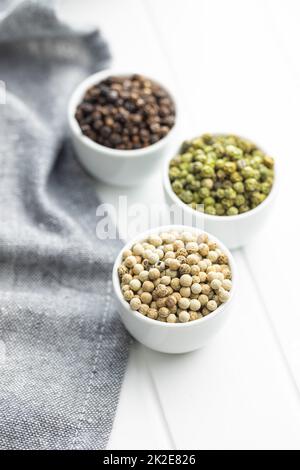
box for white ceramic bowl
[163,136,278,249]
[112,225,237,354]
[68,69,178,187]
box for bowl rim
[112,224,237,329]
[163,133,279,222]
[68,68,178,159]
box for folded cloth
[0,0,129,450]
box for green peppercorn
[245,178,258,192]
[169,133,275,217]
[227,206,239,216]
[224,188,237,200]
[201,178,214,189]
[202,165,215,177]
[226,145,243,159]
[203,196,215,206]
[224,162,237,174]
[235,194,246,207]
[205,206,216,215]
[172,180,183,194]
[216,188,225,199]
[241,166,253,178]
[233,182,244,193]
[199,187,210,198]
[181,190,193,204]
[261,182,271,194]
[215,203,225,215]
[230,171,243,183]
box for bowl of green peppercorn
[163,133,278,249]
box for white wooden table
[59,0,300,450]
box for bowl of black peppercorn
[68,69,178,187]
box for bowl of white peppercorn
[113,225,236,354]
[163,133,278,249]
[68,69,178,187]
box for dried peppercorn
[169,134,275,216]
[118,230,233,323]
[75,74,175,150]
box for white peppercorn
[182,231,195,242]
[118,265,128,277]
[199,243,209,256]
[118,230,232,323]
[147,308,158,320]
[198,233,208,244]
[159,307,169,318]
[211,279,222,291]
[163,269,176,279]
[179,311,190,322]
[124,290,134,301]
[187,254,199,265]
[180,287,191,298]
[130,279,141,292]
[132,243,144,256]
[169,305,177,315]
[186,242,199,253]
[148,268,160,281]
[191,283,202,295]
[178,297,190,310]
[162,245,173,255]
[160,276,171,285]
[142,280,155,292]
[138,271,148,283]
[167,313,177,323]
[148,234,162,247]
[173,292,181,303]
[125,255,137,268]
[218,288,230,303]
[149,252,159,265]
[155,284,169,298]
[208,251,219,263]
[180,274,193,287]
[201,284,211,295]
[166,286,173,296]
[130,297,141,311]
[207,300,218,311]
[189,299,201,311]
[199,272,207,282]
[166,296,177,308]
[140,292,152,305]
[199,294,209,305]
[190,265,200,276]
[222,279,232,291]
[170,278,180,291]
[173,240,184,251]
[133,264,144,275]
[167,258,180,271]
[122,249,132,259]
[139,304,149,316]
[190,311,199,321]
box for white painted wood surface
[58,0,300,450]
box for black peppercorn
[75,74,176,150]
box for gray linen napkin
[0,0,129,450]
